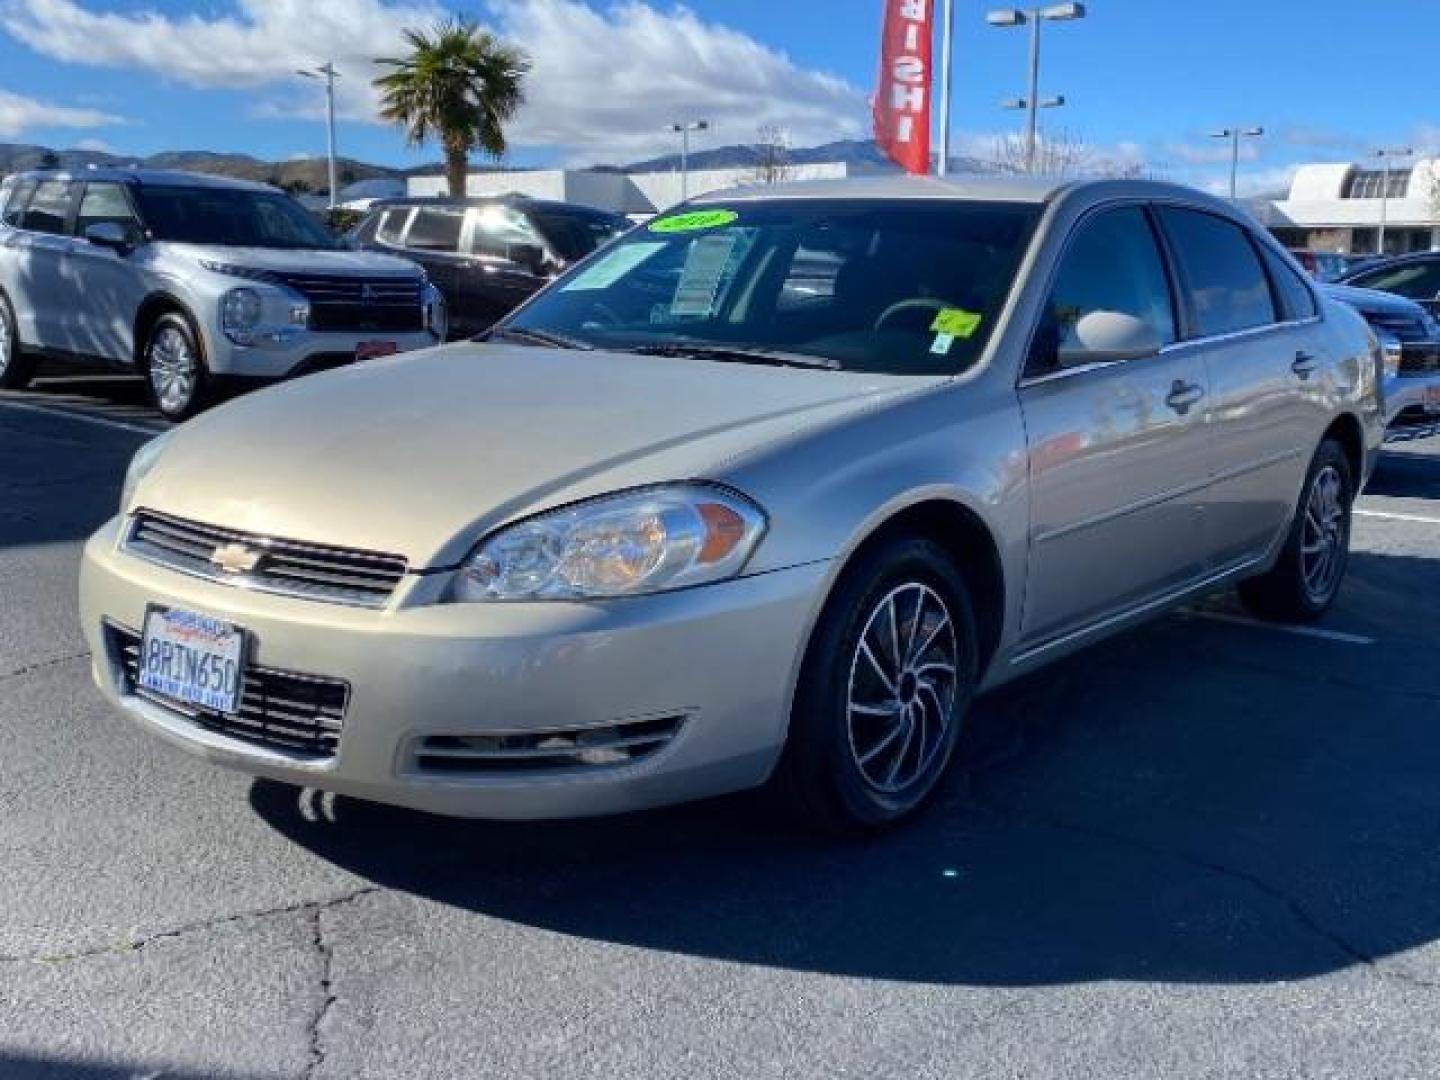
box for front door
[69,182,150,363]
[1018,204,1213,648]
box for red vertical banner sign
[874,0,934,175]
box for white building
[1264,159,1440,255]
[406,162,853,216]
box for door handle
[1165,380,1205,415]
[1292,351,1318,379]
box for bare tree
[985,129,1093,177]
[985,129,1158,181]
[751,125,795,185]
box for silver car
[79,176,1383,831]
[0,169,446,419]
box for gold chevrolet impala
[79,176,1383,831]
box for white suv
[0,169,446,418]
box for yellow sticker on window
[930,307,983,338]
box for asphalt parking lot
[4,379,1440,1079]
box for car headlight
[221,287,264,344]
[120,431,172,514]
[1377,329,1403,379]
[449,484,767,602]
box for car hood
[135,344,924,568]
[167,243,422,278]
[1322,283,1428,319]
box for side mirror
[1056,310,1162,367]
[84,221,133,255]
[507,242,547,276]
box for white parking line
[1355,508,1440,526]
[1189,609,1375,646]
[0,398,164,437]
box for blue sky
[0,0,1428,194]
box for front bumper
[79,517,829,819]
[207,329,444,379]
[1383,370,1440,442]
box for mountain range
[0,138,961,192]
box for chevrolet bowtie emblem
[212,542,262,575]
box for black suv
[349,196,630,338]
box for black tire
[142,311,210,421]
[776,536,980,834]
[1238,438,1353,623]
[0,290,37,390]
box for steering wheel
[873,297,948,334]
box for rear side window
[404,208,464,252]
[1158,208,1276,337]
[1260,246,1318,320]
[2,179,37,227]
[19,180,74,235]
[1035,205,1176,370]
[1348,259,1440,301]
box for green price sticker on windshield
[931,307,983,339]
[649,209,739,234]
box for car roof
[7,167,278,193]
[369,195,625,216]
[687,173,1234,211]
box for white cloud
[69,136,113,151]
[0,88,124,137]
[1196,164,1299,199]
[488,0,865,161]
[1,0,866,160]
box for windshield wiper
[627,343,839,370]
[484,326,594,350]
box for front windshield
[134,185,340,250]
[503,199,1039,375]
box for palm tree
[374,19,529,198]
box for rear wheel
[0,291,36,390]
[1239,438,1353,622]
[143,311,210,421]
[777,537,979,833]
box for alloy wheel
[0,307,11,377]
[1300,464,1348,604]
[148,325,197,415]
[846,582,959,795]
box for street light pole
[1209,126,1264,201]
[987,4,1085,174]
[937,0,955,176]
[1374,146,1413,256]
[669,120,710,202]
[297,63,339,210]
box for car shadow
[251,549,1440,988]
[1366,442,1440,500]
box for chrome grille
[411,715,686,776]
[272,272,424,333]
[124,511,408,608]
[107,622,347,759]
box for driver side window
[1033,206,1176,372]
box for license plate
[1426,386,1440,415]
[355,340,399,361]
[138,607,246,715]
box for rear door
[1154,207,1317,570]
[1018,203,1212,648]
[10,178,79,350]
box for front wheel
[1238,438,1353,622]
[777,537,980,833]
[0,291,36,390]
[143,312,210,421]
